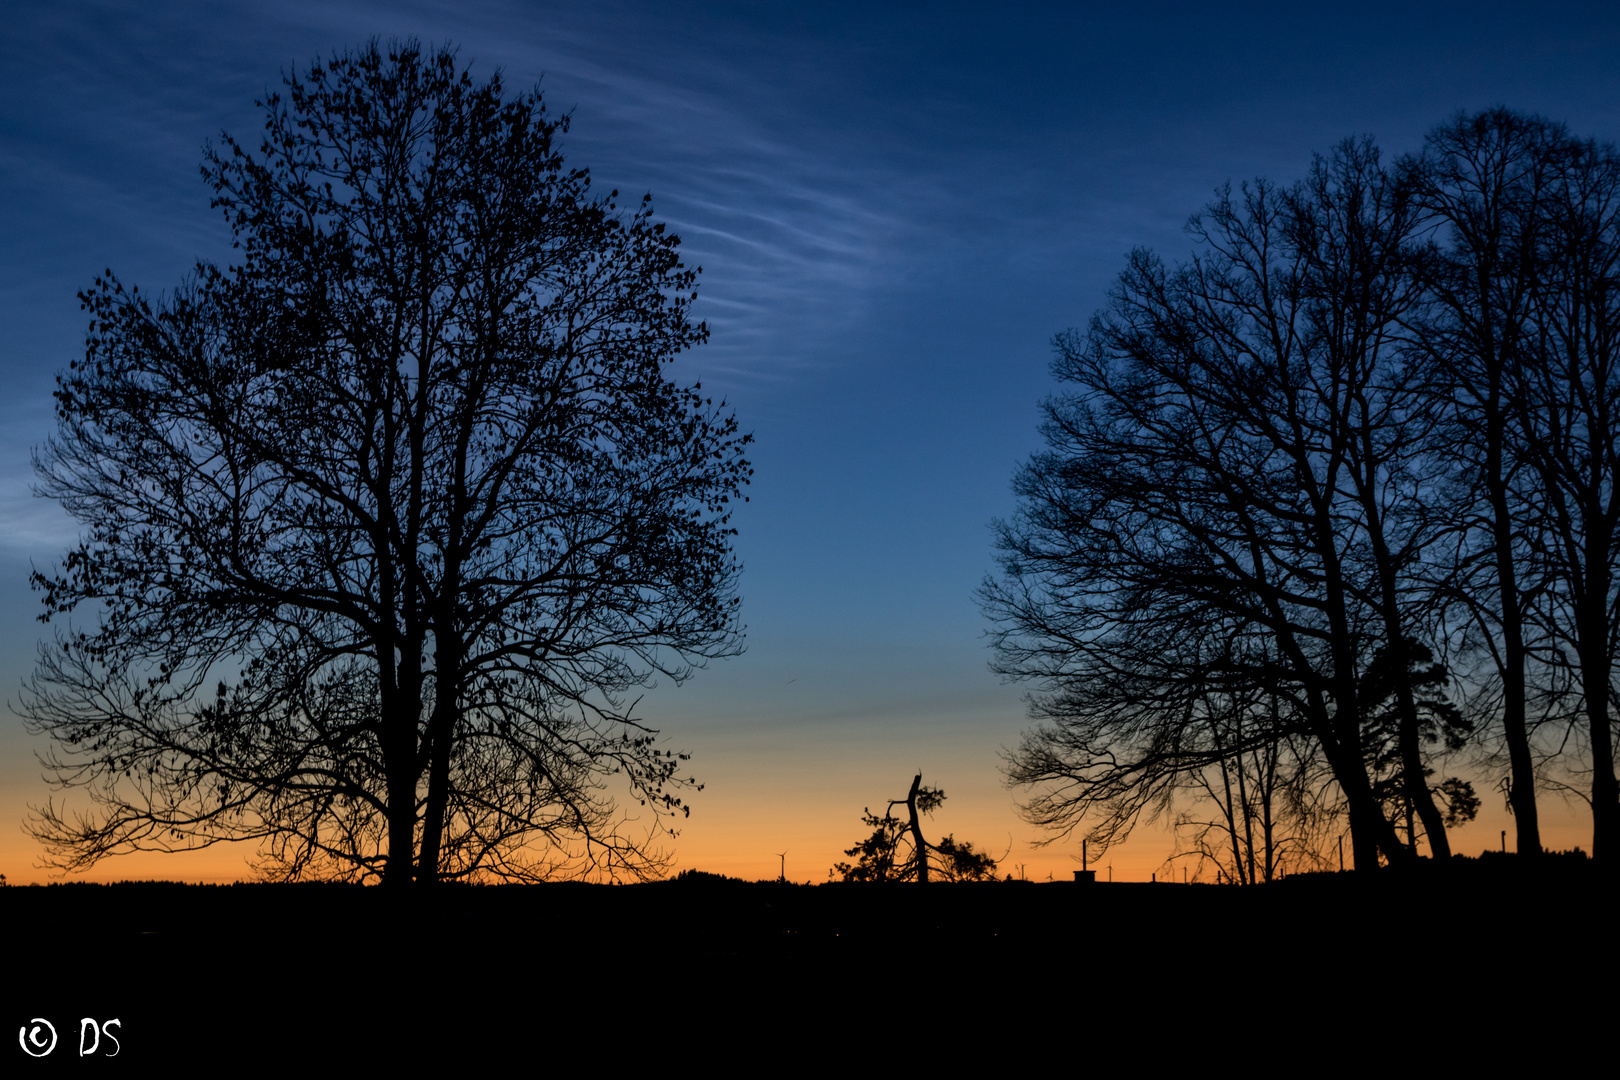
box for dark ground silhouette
[5,855,1607,1067]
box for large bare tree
[25,41,751,885]
[984,140,1472,870]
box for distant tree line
[982,109,1620,876]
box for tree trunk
[416,693,458,885]
[1486,385,1543,856]
[1358,470,1453,860]
[379,624,423,887]
[416,589,464,884]
[904,774,929,884]
[1397,694,1450,859]
[1576,568,1619,862]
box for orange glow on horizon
[0,793,1594,888]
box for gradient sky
[2,1,1617,884]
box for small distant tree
[831,774,998,882]
[833,808,910,883]
[931,834,1000,883]
[1357,641,1481,849]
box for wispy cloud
[0,474,79,558]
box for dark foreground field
[5,856,1610,1068]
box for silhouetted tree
[1407,109,1569,859]
[1358,641,1480,847]
[1515,133,1620,861]
[24,41,750,885]
[989,109,1620,871]
[832,775,998,882]
[985,140,1468,871]
[1411,109,1620,861]
[834,807,912,883]
[1172,673,1341,884]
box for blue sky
[3,1,1618,882]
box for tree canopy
[24,40,751,885]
